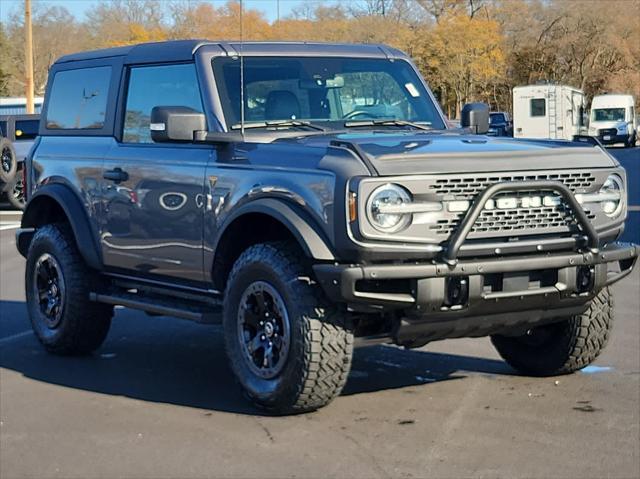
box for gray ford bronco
[16,40,638,414]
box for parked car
[0,114,40,209]
[487,111,513,136]
[16,40,638,414]
[588,94,637,148]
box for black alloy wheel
[33,253,66,329]
[237,281,291,379]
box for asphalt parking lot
[1,148,639,479]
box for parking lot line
[0,223,21,231]
[0,330,32,345]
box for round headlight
[366,184,412,233]
[600,174,623,217]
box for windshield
[489,113,505,125]
[591,108,626,122]
[212,56,446,130]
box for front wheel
[491,287,614,376]
[6,171,25,210]
[0,138,17,185]
[223,242,353,414]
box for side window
[530,98,546,117]
[0,120,6,137]
[123,63,203,143]
[15,119,40,140]
[45,66,111,129]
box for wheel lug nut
[259,321,264,326]
[261,335,266,340]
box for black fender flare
[20,183,103,270]
[214,198,336,261]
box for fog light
[445,276,469,307]
[576,266,594,293]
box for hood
[12,140,35,162]
[300,131,616,176]
[589,120,627,131]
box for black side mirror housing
[461,102,490,134]
[150,106,206,142]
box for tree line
[1,0,638,118]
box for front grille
[598,128,617,136]
[424,172,599,240]
[429,172,596,200]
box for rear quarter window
[45,66,112,130]
[15,119,39,140]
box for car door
[101,62,212,283]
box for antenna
[240,0,245,138]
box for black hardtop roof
[54,40,408,65]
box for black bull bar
[443,180,600,265]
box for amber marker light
[349,191,357,223]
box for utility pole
[24,0,35,114]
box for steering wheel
[343,110,378,120]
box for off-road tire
[223,242,353,414]
[491,287,613,376]
[0,138,17,185]
[6,170,25,210]
[26,223,113,355]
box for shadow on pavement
[0,299,512,416]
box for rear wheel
[491,288,613,376]
[26,223,113,355]
[223,242,353,414]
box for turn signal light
[349,191,357,223]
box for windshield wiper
[231,120,327,131]
[344,119,432,131]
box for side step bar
[89,292,222,324]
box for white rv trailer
[512,85,586,141]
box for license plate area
[482,270,558,295]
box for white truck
[513,84,586,141]
[588,94,637,147]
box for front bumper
[597,132,629,144]
[314,242,638,312]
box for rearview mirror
[150,106,206,142]
[461,102,490,134]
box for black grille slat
[430,172,596,200]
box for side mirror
[461,102,490,134]
[150,106,206,142]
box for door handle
[103,167,129,183]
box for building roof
[54,40,408,65]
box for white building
[0,97,45,115]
